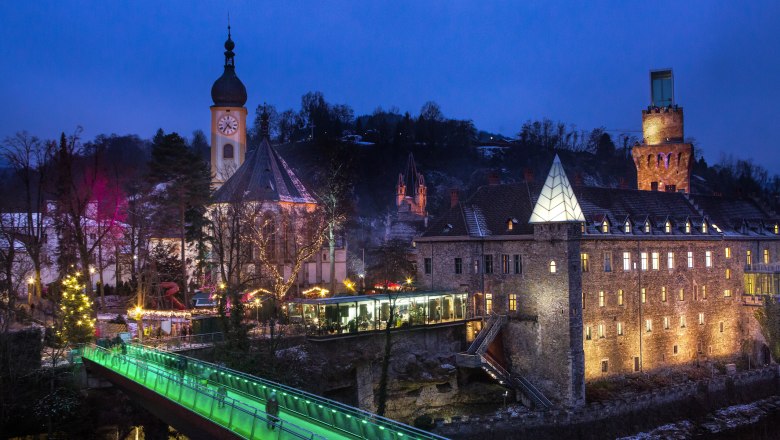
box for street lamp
[254,298,261,323]
[27,277,34,306]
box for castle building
[385,153,429,243]
[414,72,780,407]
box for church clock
[218,114,238,135]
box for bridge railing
[137,332,225,351]
[125,343,448,440]
[82,344,327,440]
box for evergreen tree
[56,274,95,345]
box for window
[603,252,612,272]
[513,255,522,274]
[702,285,707,299]
[673,345,679,355]
[454,258,463,274]
[725,268,731,280]
[665,221,672,234]
[685,221,691,234]
[601,360,609,373]
[483,255,493,274]
[663,316,670,329]
[644,220,651,233]
[602,220,609,233]
[473,259,480,274]
[581,253,590,272]
[720,322,724,333]
[641,252,648,271]
[775,224,779,234]
[698,313,705,325]
[508,293,517,312]
[680,315,687,328]
[598,324,605,339]
[485,293,493,313]
[651,252,660,270]
[747,250,752,265]
[694,285,698,301]
[661,286,667,302]
[725,247,732,259]
[624,220,631,233]
[424,258,432,274]
[764,249,770,264]
[702,222,708,234]
[687,251,694,268]
[507,219,513,231]
[549,260,557,273]
[223,143,234,159]
[501,255,510,274]
[617,322,623,336]
[585,326,592,340]
[599,291,605,307]
[724,289,732,297]
[582,292,585,309]
[623,252,631,271]
[679,288,685,301]
[618,289,624,306]
[668,252,675,269]
[641,288,646,304]
[634,357,640,372]
[646,319,653,332]
[705,251,712,268]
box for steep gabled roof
[213,138,316,204]
[529,155,584,223]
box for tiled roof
[213,138,316,204]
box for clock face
[218,115,238,135]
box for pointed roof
[529,155,585,223]
[212,138,316,204]
[399,153,424,195]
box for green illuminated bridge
[81,344,447,440]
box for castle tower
[210,26,248,188]
[395,153,427,218]
[632,69,693,193]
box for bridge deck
[82,344,446,440]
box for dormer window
[702,222,708,234]
[665,221,672,234]
[775,224,779,235]
[685,221,691,234]
[624,220,631,234]
[601,220,609,233]
[644,220,651,233]
[507,220,513,231]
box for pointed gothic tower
[396,153,427,219]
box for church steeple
[211,26,247,107]
[224,25,235,67]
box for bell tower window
[223,144,234,159]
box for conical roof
[529,155,584,223]
[212,137,316,204]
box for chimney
[487,172,500,186]
[450,189,459,208]
[523,168,534,183]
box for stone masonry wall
[632,143,693,193]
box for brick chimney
[450,189,459,208]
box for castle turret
[632,69,693,194]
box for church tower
[396,153,427,218]
[210,26,248,188]
[632,69,693,193]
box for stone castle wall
[632,143,693,193]
[642,107,684,144]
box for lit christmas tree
[57,274,96,345]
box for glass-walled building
[287,291,469,336]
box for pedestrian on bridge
[266,391,279,430]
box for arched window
[644,220,651,233]
[624,220,631,233]
[702,222,708,234]
[549,260,557,273]
[223,144,234,159]
[665,221,672,234]
[685,221,691,234]
[601,220,609,233]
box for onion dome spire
[211,24,247,107]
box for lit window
[549,260,557,273]
[725,247,731,258]
[685,221,691,234]
[509,293,517,312]
[618,289,624,306]
[702,285,707,299]
[585,326,592,340]
[775,224,779,234]
[665,221,672,234]
[667,252,675,269]
[680,315,686,328]
[651,252,660,270]
[603,252,612,272]
[702,222,708,233]
[581,253,590,272]
[724,289,732,298]
[598,324,605,338]
[698,313,704,325]
[661,286,667,302]
[663,316,670,329]
[599,291,605,307]
[747,250,752,265]
[623,252,631,271]
[641,252,648,271]
[646,319,653,332]
[485,293,493,312]
[705,251,712,268]
[679,288,685,301]
[687,251,694,268]
[764,249,770,264]
[602,220,609,233]
[624,220,631,233]
[641,288,646,304]
[725,268,731,280]
[617,322,623,336]
[507,219,513,231]
[644,220,651,233]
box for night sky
[1,1,779,172]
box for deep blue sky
[1,1,779,173]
